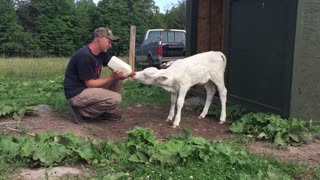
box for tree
[1,0,186,57]
[127,0,163,43]
[93,0,129,56]
[163,0,186,29]
[25,0,76,56]
[72,0,97,49]
[0,0,39,57]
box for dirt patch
[247,140,320,167]
[0,104,232,141]
[1,102,320,168]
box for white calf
[133,51,227,128]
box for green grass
[0,57,117,80]
[0,57,68,80]
[122,80,170,106]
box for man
[63,27,127,123]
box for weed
[229,113,320,146]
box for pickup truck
[135,29,186,69]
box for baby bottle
[108,56,135,77]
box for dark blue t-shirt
[63,45,112,99]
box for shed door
[226,0,297,116]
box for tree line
[0,0,186,57]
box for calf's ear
[157,76,168,81]
[144,68,159,78]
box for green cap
[94,27,120,41]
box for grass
[92,142,307,179]
[0,57,68,80]
[0,57,318,179]
[0,57,117,80]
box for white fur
[133,51,227,128]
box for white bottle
[107,56,135,77]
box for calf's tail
[216,51,227,68]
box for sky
[153,0,180,13]
[92,0,180,13]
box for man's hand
[112,70,127,80]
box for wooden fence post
[129,25,136,72]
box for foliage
[163,0,186,29]
[72,0,97,49]
[0,0,185,57]
[0,131,96,167]
[0,102,35,121]
[0,0,39,57]
[229,113,320,146]
[0,75,67,119]
[316,168,320,179]
[0,127,308,179]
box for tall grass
[0,57,118,80]
[0,58,68,80]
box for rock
[35,104,53,116]
[314,133,320,140]
[13,167,83,180]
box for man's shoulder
[71,45,92,62]
[74,45,90,56]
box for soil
[1,98,320,178]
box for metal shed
[186,0,320,123]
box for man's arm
[84,70,126,88]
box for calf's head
[133,67,169,86]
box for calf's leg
[166,92,177,122]
[215,81,227,124]
[172,88,188,128]
[199,81,216,119]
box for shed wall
[291,0,320,123]
[196,0,225,52]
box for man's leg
[69,88,121,119]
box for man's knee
[112,93,121,104]
[101,93,121,108]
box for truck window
[160,31,185,44]
[161,32,167,42]
[167,32,174,43]
[175,32,185,44]
[147,30,185,44]
[148,31,160,43]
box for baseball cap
[94,27,120,41]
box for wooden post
[129,25,136,72]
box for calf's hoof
[218,120,225,125]
[165,118,172,122]
[197,115,204,119]
[171,125,179,128]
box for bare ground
[1,101,320,179]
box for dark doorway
[226,0,298,116]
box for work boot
[97,112,122,121]
[68,102,89,124]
